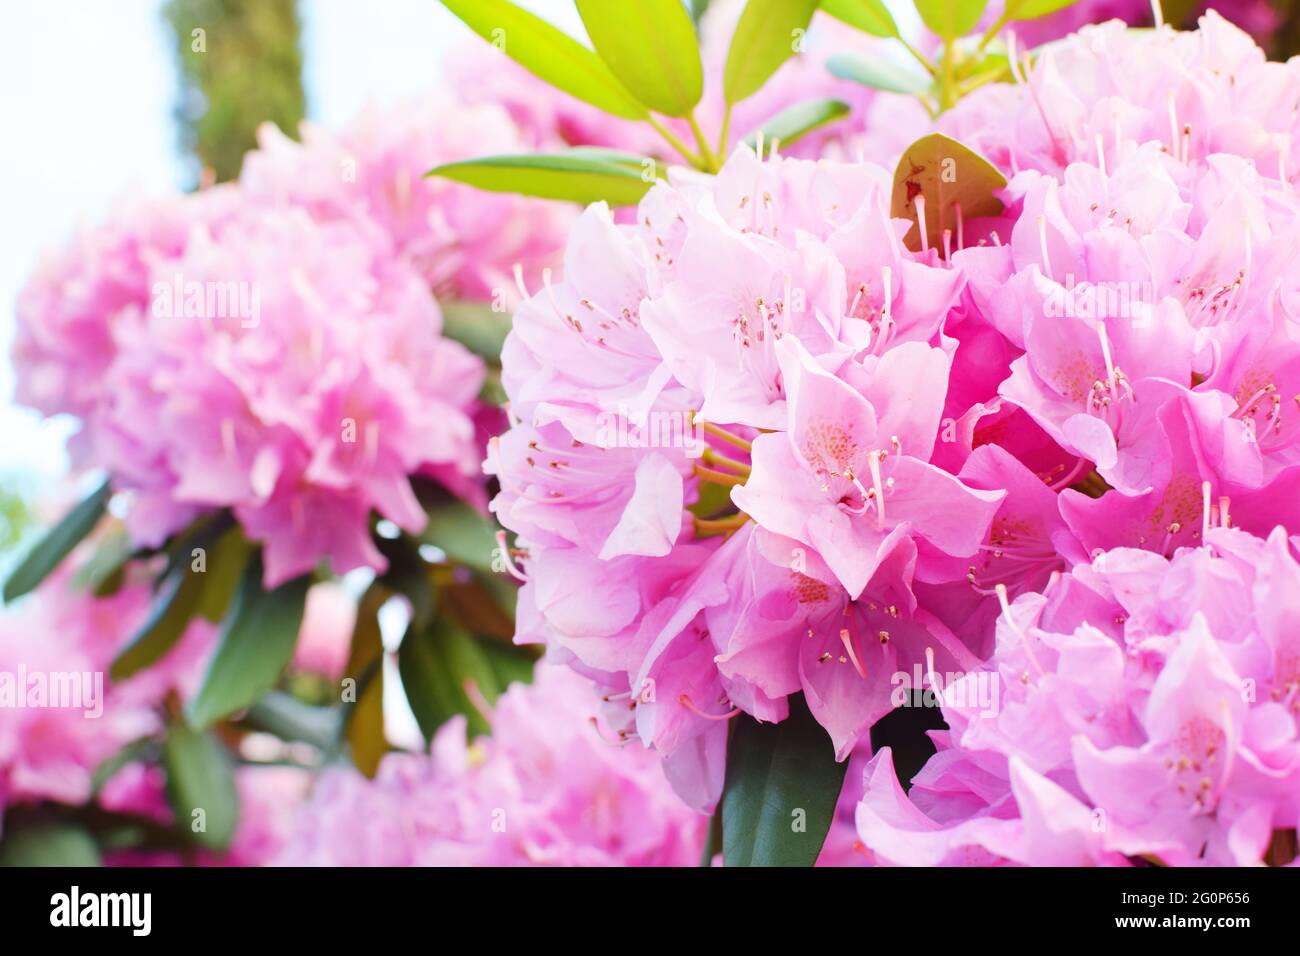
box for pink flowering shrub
[84,202,485,585]
[491,10,1300,853]
[12,69,580,586]
[0,571,213,827]
[980,0,1281,49]
[239,91,575,303]
[491,143,1003,808]
[275,665,706,866]
[855,526,1300,866]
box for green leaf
[742,97,849,150]
[70,524,133,596]
[245,690,341,748]
[343,583,388,777]
[419,500,500,576]
[91,737,159,796]
[721,693,847,867]
[819,0,899,37]
[439,0,646,118]
[163,717,237,851]
[914,0,988,39]
[186,556,310,728]
[890,132,1006,254]
[440,302,512,360]
[723,0,821,105]
[0,823,101,867]
[478,638,537,692]
[193,526,252,623]
[429,152,655,206]
[111,565,204,681]
[3,479,110,602]
[398,613,499,742]
[1003,0,1078,20]
[826,53,929,94]
[576,0,703,117]
[566,146,667,177]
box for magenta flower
[240,92,574,305]
[0,570,213,826]
[854,525,1300,866]
[494,145,1008,804]
[274,665,706,866]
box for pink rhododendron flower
[17,194,488,586]
[493,145,1009,806]
[239,90,574,304]
[980,1,1280,50]
[943,13,1300,182]
[275,665,706,866]
[12,186,241,432]
[854,525,1300,866]
[0,570,213,828]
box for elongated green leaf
[478,639,537,692]
[430,152,654,206]
[344,582,388,777]
[3,479,110,602]
[186,557,310,728]
[440,302,512,360]
[194,527,252,623]
[721,693,847,867]
[819,0,898,37]
[163,717,237,850]
[111,565,204,680]
[827,52,929,93]
[566,146,665,170]
[439,0,646,118]
[577,0,703,117]
[0,823,101,867]
[914,0,988,39]
[91,737,159,796]
[70,524,133,596]
[1004,0,1078,19]
[891,132,1006,253]
[398,613,499,742]
[245,690,341,748]
[420,501,501,576]
[743,97,849,150]
[724,0,821,105]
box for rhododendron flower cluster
[12,77,579,583]
[239,91,574,303]
[275,665,706,866]
[980,1,1280,49]
[855,527,1300,866]
[492,143,1003,808]
[492,10,1300,838]
[0,570,212,827]
[83,201,483,585]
